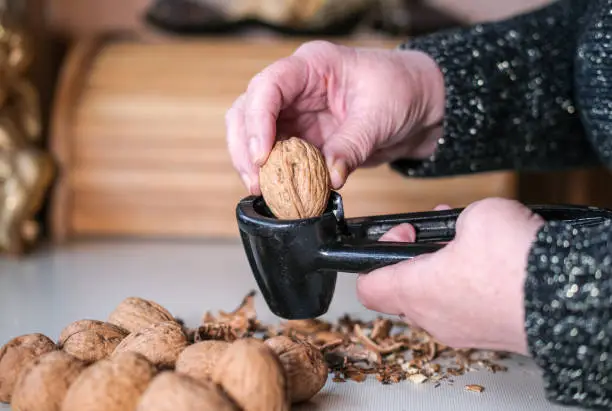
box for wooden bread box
[48,35,517,241]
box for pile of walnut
[0,291,507,411]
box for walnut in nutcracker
[212,338,290,411]
[264,335,328,403]
[11,350,87,411]
[0,333,57,403]
[259,137,331,220]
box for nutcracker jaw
[235,191,448,320]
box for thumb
[356,249,440,317]
[321,116,377,189]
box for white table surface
[0,238,582,411]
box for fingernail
[249,136,262,165]
[328,159,347,189]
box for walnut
[62,351,156,411]
[107,297,176,333]
[11,350,87,411]
[136,371,239,411]
[175,340,230,383]
[58,319,128,346]
[60,321,129,363]
[259,137,331,219]
[212,338,290,411]
[112,321,188,368]
[264,335,328,403]
[0,333,57,403]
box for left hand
[356,197,546,355]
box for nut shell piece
[107,297,176,333]
[264,335,328,403]
[136,371,239,411]
[0,333,57,403]
[61,351,156,411]
[175,340,230,383]
[259,137,331,220]
[212,338,290,411]
[11,350,87,411]
[112,321,188,368]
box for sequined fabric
[391,0,600,177]
[526,220,612,409]
[389,0,612,408]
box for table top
[0,239,580,411]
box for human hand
[225,40,445,195]
[356,197,546,355]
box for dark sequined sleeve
[525,220,612,409]
[524,3,612,409]
[390,0,601,177]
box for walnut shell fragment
[62,351,156,411]
[108,297,176,333]
[136,371,239,411]
[264,336,328,403]
[60,321,129,363]
[58,319,128,346]
[259,137,331,220]
[175,340,230,383]
[112,321,188,368]
[0,333,57,403]
[212,339,290,411]
[11,350,87,411]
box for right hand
[225,40,446,195]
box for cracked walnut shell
[259,137,331,219]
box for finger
[379,223,416,242]
[226,94,259,194]
[356,252,438,315]
[321,116,377,189]
[434,204,452,211]
[244,55,309,167]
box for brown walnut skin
[11,350,87,411]
[61,351,156,411]
[0,333,57,403]
[107,296,176,333]
[259,137,331,220]
[112,321,188,368]
[58,319,128,346]
[264,335,328,403]
[175,340,230,383]
[61,326,128,363]
[212,338,290,411]
[136,371,239,411]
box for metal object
[0,17,55,256]
[237,191,612,320]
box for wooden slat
[49,36,517,240]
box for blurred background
[2,0,611,256]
